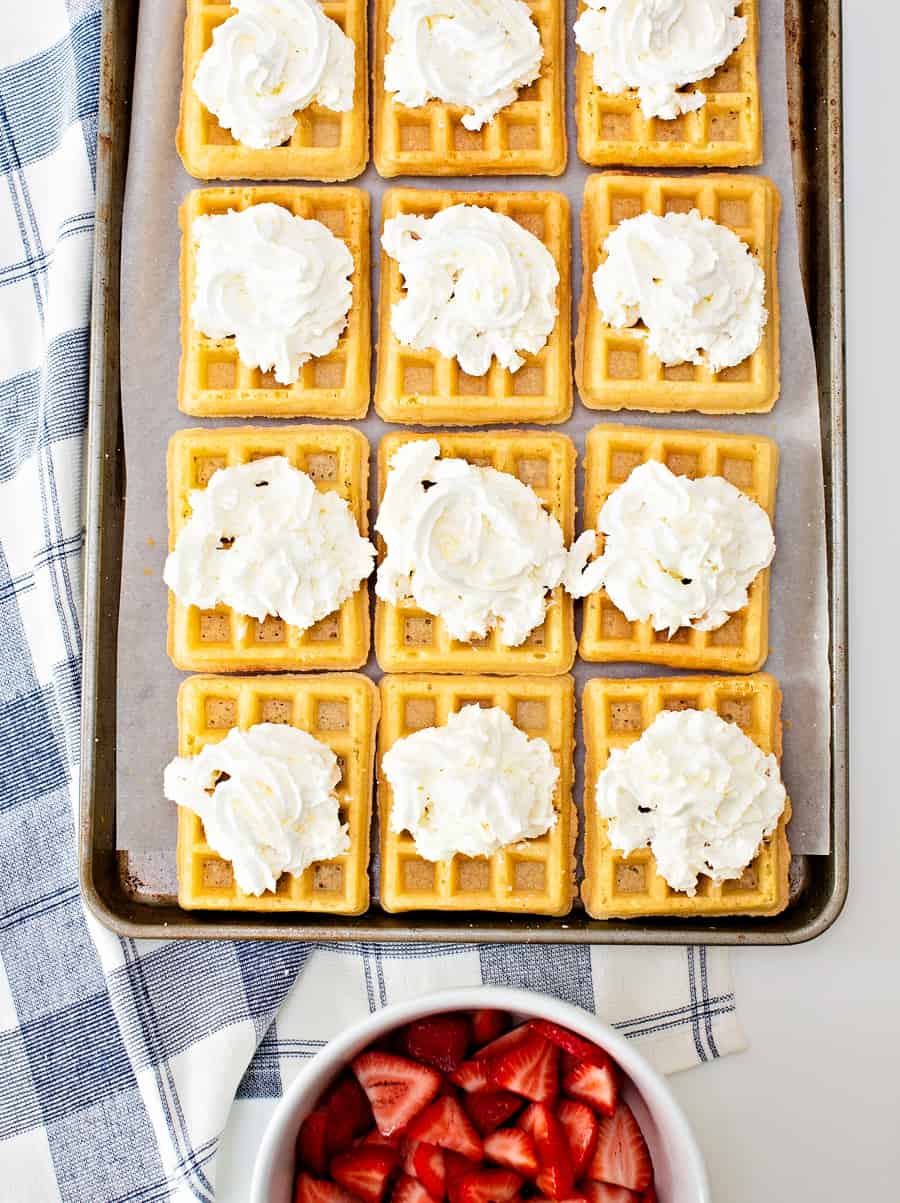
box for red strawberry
[562,1059,618,1118]
[556,1100,599,1179]
[488,1031,558,1103]
[581,1185,639,1203]
[297,1109,331,1175]
[483,1129,538,1177]
[641,1185,657,1203]
[473,1025,530,1061]
[329,1075,376,1136]
[450,1061,492,1093]
[407,1096,484,1161]
[531,1197,589,1203]
[458,1168,523,1203]
[401,1015,471,1074]
[519,1104,574,1201]
[412,1142,446,1198]
[471,1011,511,1047]
[463,1090,523,1136]
[393,1175,440,1203]
[587,1103,652,1194]
[443,1153,475,1203]
[353,1052,442,1136]
[528,1023,609,1067]
[363,1130,406,1149]
[295,1174,359,1203]
[331,1146,399,1203]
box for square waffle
[375,188,572,426]
[378,674,575,915]
[178,187,370,419]
[373,0,566,177]
[576,172,780,413]
[581,673,791,920]
[575,0,761,168]
[375,431,576,675]
[177,0,369,181]
[175,673,379,913]
[580,424,778,671]
[167,425,371,672]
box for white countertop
[217,7,898,1199]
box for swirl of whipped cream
[375,440,598,646]
[596,708,787,895]
[579,459,775,635]
[592,209,766,372]
[192,0,354,149]
[384,0,543,131]
[191,203,353,385]
[163,455,375,631]
[164,722,348,896]
[574,0,747,120]
[383,704,559,861]
[382,205,559,377]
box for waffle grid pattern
[178,187,371,419]
[177,0,369,181]
[581,674,791,920]
[176,673,380,913]
[167,426,371,672]
[576,172,780,413]
[378,674,576,915]
[376,188,572,426]
[580,425,778,671]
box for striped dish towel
[0,5,744,1201]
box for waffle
[378,674,575,915]
[581,674,791,920]
[178,187,370,419]
[576,173,780,414]
[375,431,576,675]
[175,673,379,913]
[375,188,572,426]
[373,0,566,177]
[167,426,371,672]
[580,425,778,671]
[177,0,368,181]
[575,0,761,168]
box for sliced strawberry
[443,1153,474,1203]
[401,1015,471,1074]
[528,1023,609,1067]
[295,1174,359,1203]
[450,1060,492,1093]
[562,1059,618,1118]
[531,1196,589,1203]
[393,1175,440,1203]
[641,1185,657,1203]
[298,1109,331,1176]
[557,1100,599,1179]
[483,1129,538,1177]
[353,1052,442,1136]
[331,1146,399,1203]
[412,1142,446,1198]
[407,1097,483,1161]
[519,1103,574,1201]
[463,1090,523,1136]
[587,1103,652,1194]
[363,1130,406,1150]
[471,1010,511,1047]
[473,1024,530,1062]
[581,1185,639,1203]
[488,1031,558,1103]
[327,1076,376,1144]
[458,1168,523,1203]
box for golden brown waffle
[576,172,780,414]
[167,426,371,672]
[176,673,379,913]
[178,187,370,419]
[375,431,576,675]
[581,674,791,920]
[177,0,369,181]
[378,674,575,915]
[373,0,566,177]
[575,0,761,168]
[375,188,571,426]
[580,425,778,671]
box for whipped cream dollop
[574,0,747,120]
[383,704,559,861]
[375,440,598,646]
[192,0,354,149]
[596,708,787,895]
[164,722,348,895]
[384,0,543,131]
[164,456,375,630]
[191,203,353,386]
[580,459,775,635]
[592,209,766,372]
[381,204,559,377]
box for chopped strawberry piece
[473,1025,530,1062]
[483,1129,538,1177]
[641,1185,657,1203]
[450,1060,492,1093]
[519,1103,574,1201]
[557,1100,599,1179]
[463,1090,523,1136]
[412,1142,446,1198]
[298,1109,331,1176]
[401,1015,471,1074]
[587,1103,652,1194]
[328,1075,376,1139]
[443,1153,474,1203]
[407,1096,483,1161]
[581,1185,639,1203]
[488,1031,559,1103]
[562,1059,618,1118]
[363,1130,406,1149]
[528,1023,609,1067]
[458,1167,523,1203]
[331,1146,399,1203]
[531,1196,589,1203]
[393,1174,441,1203]
[295,1174,359,1203]
[471,1010,511,1047]
[353,1052,442,1136]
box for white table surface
[217,7,899,1199]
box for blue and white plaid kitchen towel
[0,5,745,1201]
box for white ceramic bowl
[250,986,710,1203]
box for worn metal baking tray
[80,0,847,945]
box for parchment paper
[118,0,831,867]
